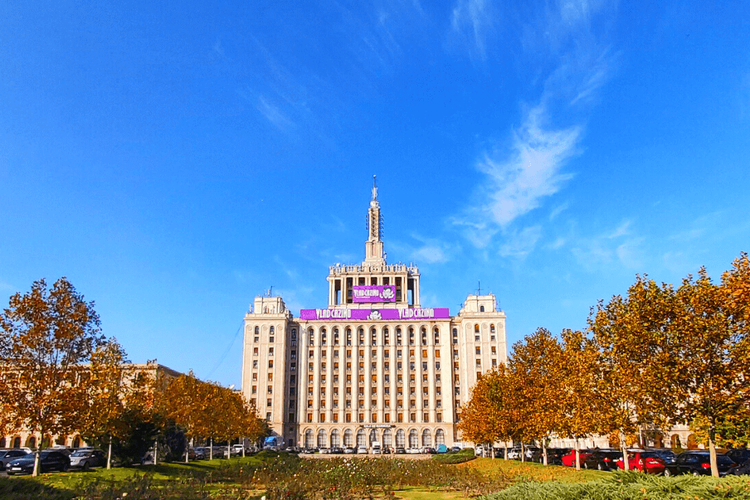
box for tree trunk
[210,437,213,460]
[542,441,548,466]
[154,439,158,465]
[521,442,526,463]
[709,426,719,477]
[620,430,629,470]
[32,430,41,477]
[107,438,112,470]
[575,438,581,471]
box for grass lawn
[9,454,608,500]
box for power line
[206,320,243,380]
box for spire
[364,176,385,265]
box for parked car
[356,446,368,454]
[650,449,676,465]
[0,449,29,471]
[406,447,421,454]
[583,449,623,471]
[726,449,750,466]
[344,447,356,454]
[450,446,461,453]
[561,449,593,467]
[395,447,406,454]
[545,448,571,466]
[192,447,208,460]
[728,459,750,476]
[615,451,666,474]
[6,450,71,475]
[69,448,106,471]
[664,451,735,476]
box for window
[475,347,481,355]
[253,347,258,356]
[474,324,479,333]
[267,385,273,394]
[475,335,480,341]
[253,360,258,368]
[267,399,272,407]
[251,385,257,394]
[422,362,427,370]
[269,347,274,356]
[268,360,274,368]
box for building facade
[241,181,507,450]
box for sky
[1,0,748,388]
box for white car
[356,447,368,454]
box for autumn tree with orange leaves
[557,329,601,471]
[0,277,107,476]
[458,366,517,457]
[508,328,564,465]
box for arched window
[305,429,314,448]
[308,328,315,346]
[357,429,366,447]
[270,326,275,335]
[291,328,297,342]
[408,430,418,448]
[318,429,327,448]
[13,437,21,448]
[435,429,445,445]
[344,429,354,447]
[333,328,340,345]
[409,328,415,345]
[369,429,378,445]
[26,436,36,448]
[359,328,365,345]
[383,429,392,447]
[371,328,377,346]
[254,326,259,335]
[383,327,390,344]
[396,429,405,447]
[474,324,480,333]
[422,429,432,447]
[480,305,485,312]
[321,328,327,345]
[434,327,440,344]
[490,324,495,333]
[331,429,340,447]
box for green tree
[0,277,105,476]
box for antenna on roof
[477,281,481,295]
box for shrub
[432,448,476,464]
[0,478,76,500]
[480,471,750,500]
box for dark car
[728,459,750,476]
[583,449,623,471]
[650,449,676,465]
[726,449,750,466]
[0,449,29,471]
[69,448,106,471]
[395,447,406,454]
[6,450,70,475]
[664,451,735,476]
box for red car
[561,449,593,467]
[615,451,666,474]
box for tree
[557,329,601,470]
[590,278,677,470]
[77,338,128,469]
[0,277,105,476]
[508,328,564,465]
[458,366,517,456]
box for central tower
[326,176,421,308]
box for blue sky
[1,0,748,388]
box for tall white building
[241,180,507,450]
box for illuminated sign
[299,307,450,321]
[352,285,396,303]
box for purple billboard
[299,307,450,321]
[352,285,396,303]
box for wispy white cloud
[450,0,496,59]
[255,95,293,130]
[453,0,615,251]
[570,220,645,272]
[389,235,457,265]
[498,225,543,258]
